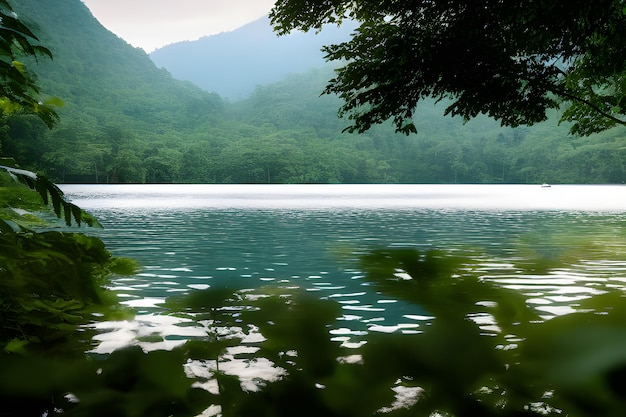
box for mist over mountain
[150,16,357,100]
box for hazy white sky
[81,0,276,52]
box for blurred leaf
[43,96,64,107]
[166,287,242,313]
[244,291,342,377]
[321,361,397,416]
[183,338,242,361]
[3,338,28,354]
[513,291,626,415]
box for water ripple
[57,185,626,352]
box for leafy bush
[1,166,135,354]
[0,229,134,355]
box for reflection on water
[60,184,626,353]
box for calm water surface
[60,184,626,352]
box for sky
[81,0,276,52]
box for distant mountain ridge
[150,16,357,100]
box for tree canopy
[270,0,626,135]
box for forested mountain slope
[150,16,356,100]
[4,0,227,182]
[1,0,625,184]
[232,69,626,184]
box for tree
[270,0,626,135]
[0,0,60,128]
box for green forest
[1,0,625,184]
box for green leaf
[43,96,64,107]
[0,219,19,233]
[11,60,25,74]
[3,338,28,354]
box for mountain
[13,0,225,131]
[6,0,227,182]
[150,16,357,100]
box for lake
[60,184,626,354]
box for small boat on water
[541,183,551,188]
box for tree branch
[550,86,626,127]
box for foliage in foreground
[0,169,135,357]
[0,228,135,356]
[0,0,60,127]
[1,245,625,417]
[0,166,100,227]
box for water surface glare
[60,184,626,352]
